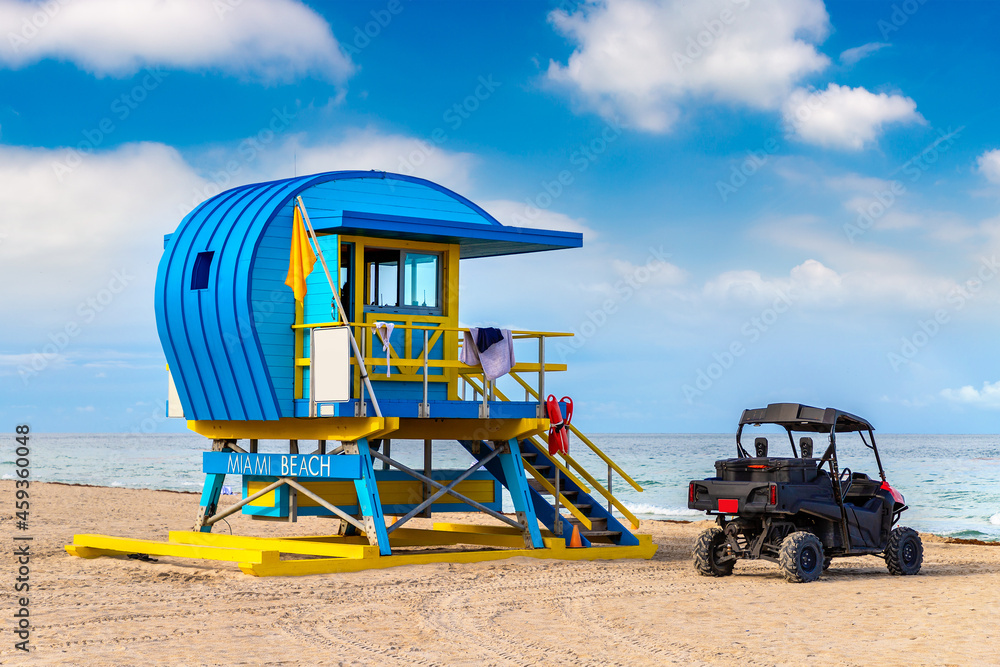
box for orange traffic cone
[569,524,583,548]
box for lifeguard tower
[66,171,655,575]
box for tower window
[191,251,215,290]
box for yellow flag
[284,205,317,302]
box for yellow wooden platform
[66,523,657,577]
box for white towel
[374,322,395,376]
[460,327,515,381]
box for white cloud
[479,200,596,238]
[0,0,352,81]
[545,0,830,132]
[839,42,890,65]
[0,141,208,330]
[265,130,477,195]
[0,131,483,342]
[703,259,841,305]
[940,380,1000,409]
[783,83,923,150]
[976,149,1000,184]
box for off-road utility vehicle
[688,403,922,583]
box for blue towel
[476,327,504,353]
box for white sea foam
[622,503,703,518]
[990,513,1000,526]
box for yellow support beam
[238,534,658,577]
[66,534,279,565]
[167,531,378,559]
[388,417,547,441]
[293,321,574,337]
[68,525,658,576]
[187,417,399,441]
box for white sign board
[311,326,351,405]
[167,369,184,418]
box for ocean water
[5,432,999,541]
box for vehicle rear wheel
[693,527,735,577]
[779,531,824,583]
[885,527,923,576]
[822,556,832,571]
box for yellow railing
[463,375,642,530]
[292,321,571,401]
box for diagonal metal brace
[370,446,523,532]
[203,477,366,532]
[283,478,365,532]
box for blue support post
[351,438,392,556]
[497,438,544,548]
[195,473,226,533]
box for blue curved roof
[155,170,582,422]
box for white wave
[990,513,1000,526]
[621,503,703,518]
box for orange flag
[284,205,317,302]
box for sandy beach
[3,480,999,666]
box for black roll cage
[734,402,886,482]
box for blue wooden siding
[300,179,489,227]
[248,206,296,417]
[155,171,581,421]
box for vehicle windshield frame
[733,403,885,480]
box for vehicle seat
[754,437,768,457]
[799,437,813,458]
[843,473,881,503]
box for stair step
[570,516,607,531]
[580,530,622,542]
[527,479,579,498]
[573,503,592,513]
[521,451,538,461]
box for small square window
[191,251,214,290]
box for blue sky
[3,0,1000,434]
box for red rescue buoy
[546,394,573,455]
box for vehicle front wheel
[778,531,824,583]
[885,527,923,576]
[693,526,735,577]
